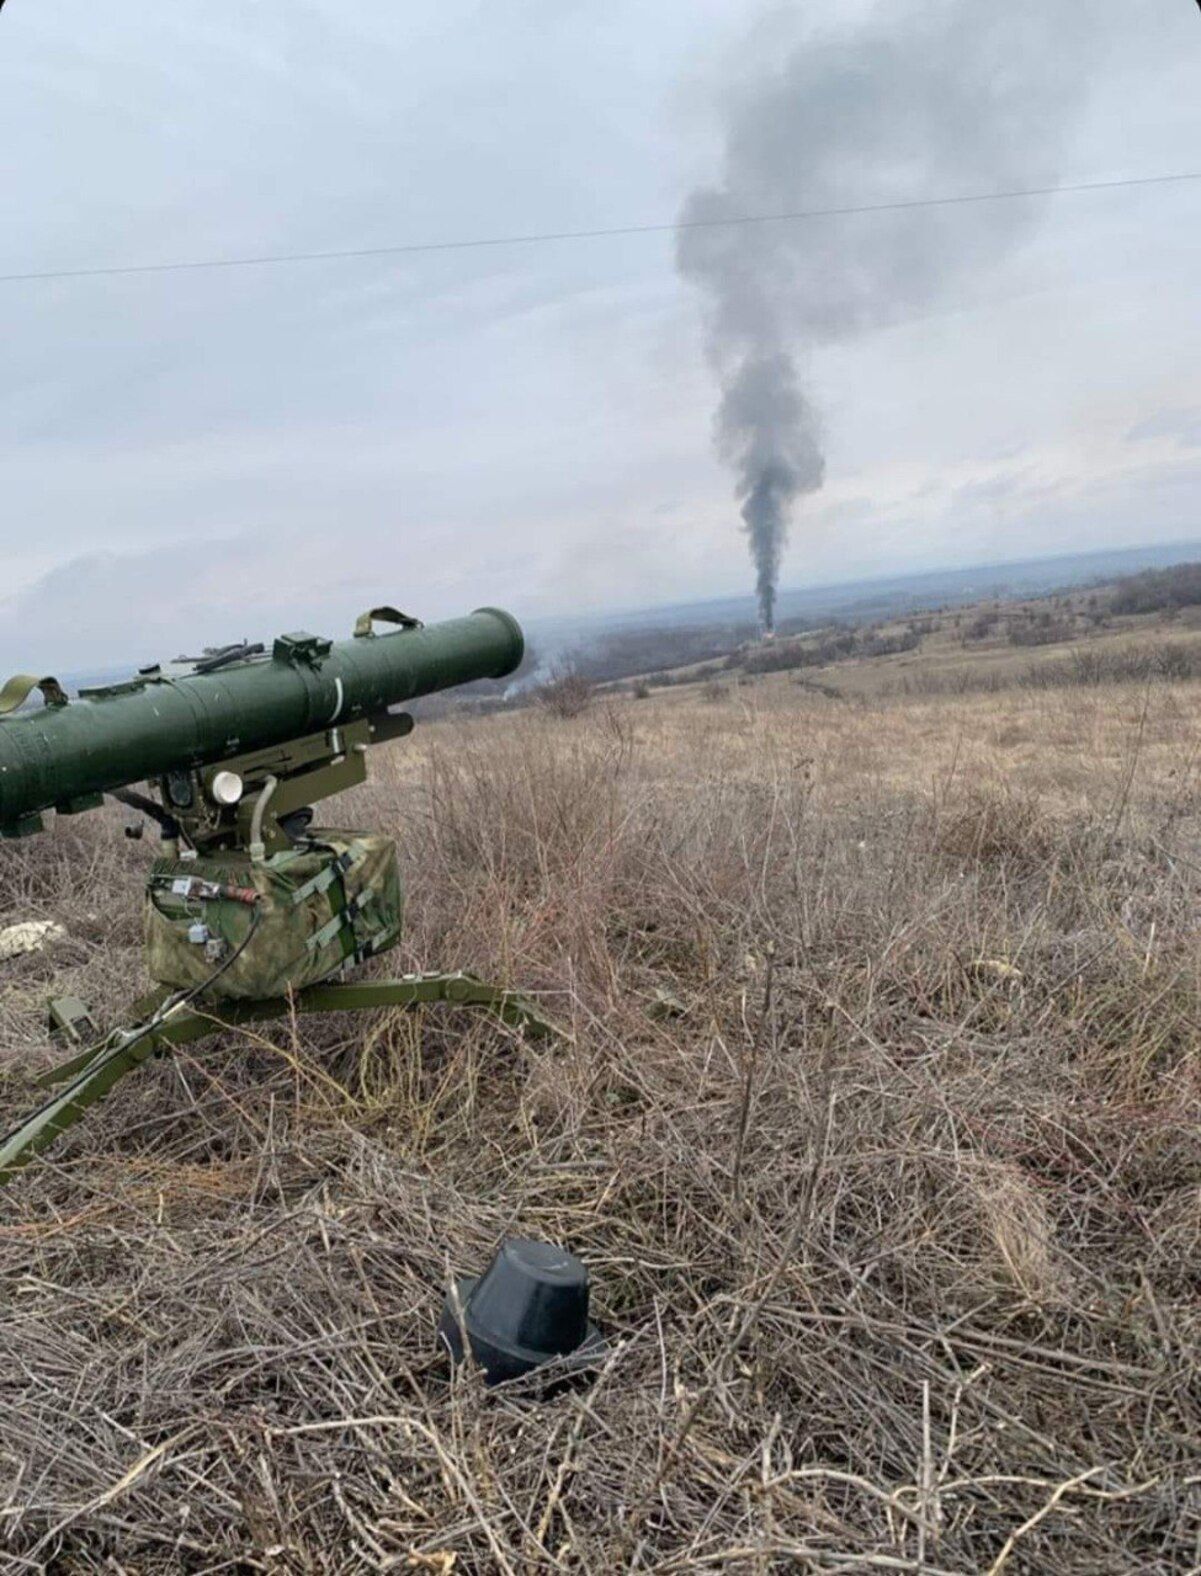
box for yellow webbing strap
[0,674,68,716]
[353,607,423,638]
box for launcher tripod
[0,972,554,1186]
[0,607,557,1187]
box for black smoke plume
[677,1,1107,629]
[718,351,822,631]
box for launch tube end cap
[471,607,525,677]
[437,1238,606,1388]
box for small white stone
[0,920,67,960]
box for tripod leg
[1,973,563,1186]
[0,997,216,1185]
[293,971,564,1039]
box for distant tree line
[893,640,1201,698]
[1108,562,1201,616]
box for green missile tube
[0,607,523,835]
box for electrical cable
[0,170,1197,286]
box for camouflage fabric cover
[144,831,402,1000]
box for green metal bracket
[47,995,102,1048]
[0,974,561,1188]
[1,813,45,840]
[55,793,106,817]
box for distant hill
[524,540,1201,656]
[39,539,1201,702]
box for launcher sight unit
[0,605,556,1186]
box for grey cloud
[0,0,1198,655]
[1127,408,1201,449]
[952,470,1038,508]
[1,543,326,676]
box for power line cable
[1,170,1197,287]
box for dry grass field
[2,669,1201,1571]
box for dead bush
[934,784,1057,866]
[535,667,593,718]
[1,680,1200,1571]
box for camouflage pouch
[144,831,403,1000]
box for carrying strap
[306,888,374,954]
[0,674,69,716]
[352,920,400,964]
[353,606,423,638]
[303,840,376,960]
[290,841,370,906]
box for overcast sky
[1,1,1198,671]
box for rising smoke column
[677,1,1108,630]
[717,351,822,632]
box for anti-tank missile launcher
[0,605,523,842]
[0,604,557,1185]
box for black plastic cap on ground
[437,1238,606,1387]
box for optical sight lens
[210,771,244,807]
